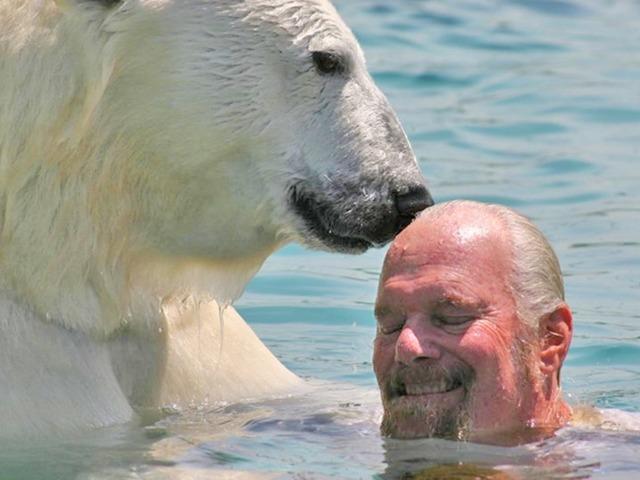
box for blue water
[3,0,640,478]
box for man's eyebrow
[433,296,488,310]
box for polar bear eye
[311,51,345,75]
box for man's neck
[469,389,572,446]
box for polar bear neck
[126,249,275,329]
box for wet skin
[373,210,571,444]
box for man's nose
[394,322,441,365]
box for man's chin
[380,389,470,440]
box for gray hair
[417,200,565,330]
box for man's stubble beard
[381,395,472,441]
[379,362,475,441]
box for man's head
[373,200,573,445]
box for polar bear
[0,0,431,437]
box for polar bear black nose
[394,185,434,227]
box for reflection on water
[3,0,639,478]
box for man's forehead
[383,211,511,275]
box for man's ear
[539,303,573,379]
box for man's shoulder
[571,405,640,432]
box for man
[373,200,573,445]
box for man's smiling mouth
[404,378,463,395]
[388,364,473,399]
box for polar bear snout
[288,180,433,254]
[395,184,434,229]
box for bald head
[384,200,565,329]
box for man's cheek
[373,334,399,362]
[459,324,512,364]
[373,337,395,379]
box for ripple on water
[365,4,395,15]
[413,10,465,27]
[440,32,567,53]
[508,0,589,17]
[465,121,569,138]
[374,71,479,91]
[534,158,596,175]
[557,106,640,124]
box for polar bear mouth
[289,184,386,253]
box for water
[4,0,640,478]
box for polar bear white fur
[0,0,428,437]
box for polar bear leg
[152,301,303,406]
[108,300,303,410]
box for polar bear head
[1,0,432,331]
[68,0,432,256]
